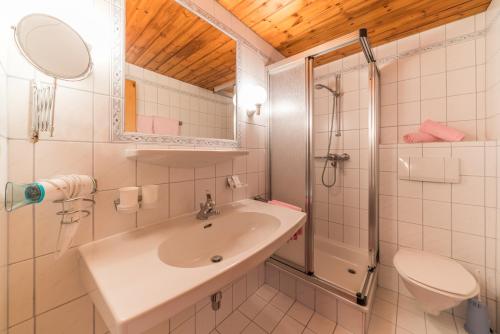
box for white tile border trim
[315,29,486,81]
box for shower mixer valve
[326,153,350,167]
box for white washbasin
[78,199,306,334]
[159,212,280,268]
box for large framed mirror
[111,0,239,147]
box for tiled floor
[210,284,350,334]
[200,284,476,334]
[368,287,469,334]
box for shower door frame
[268,29,380,305]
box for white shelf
[125,148,249,168]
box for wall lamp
[240,84,267,117]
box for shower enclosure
[268,29,380,305]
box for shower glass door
[269,61,308,271]
[268,30,379,305]
[311,56,376,296]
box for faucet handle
[206,191,216,205]
[206,191,212,201]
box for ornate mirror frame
[110,0,243,147]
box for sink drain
[211,255,223,263]
[348,268,356,274]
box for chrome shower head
[314,84,336,94]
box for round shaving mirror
[13,13,92,80]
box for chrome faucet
[197,192,220,220]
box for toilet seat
[394,249,477,297]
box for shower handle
[314,153,350,162]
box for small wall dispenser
[113,184,160,213]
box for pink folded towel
[268,200,304,241]
[420,119,465,142]
[137,115,153,134]
[403,132,440,143]
[153,116,180,136]
[268,200,302,212]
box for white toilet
[393,249,479,315]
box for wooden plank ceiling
[126,0,236,91]
[216,0,490,66]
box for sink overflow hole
[204,223,212,229]
[211,255,223,263]
[211,291,222,311]
[348,268,356,274]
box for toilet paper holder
[113,195,143,212]
[113,184,159,213]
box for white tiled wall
[377,141,497,327]
[315,13,487,145]
[313,58,370,250]
[125,63,234,140]
[312,13,487,251]
[0,44,8,334]
[486,0,500,141]
[374,14,487,142]
[1,0,271,333]
[485,0,500,331]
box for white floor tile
[375,287,398,305]
[217,310,250,334]
[368,315,396,334]
[241,322,266,334]
[398,295,425,315]
[397,308,426,334]
[396,327,413,334]
[287,302,314,325]
[334,325,354,334]
[170,281,478,334]
[239,294,268,319]
[307,313,337,334]
[272,315,304,334]
[270,292,294,313]
[425,313,456,334]
[254,304,285,333]
[373,298,397,323]
[256,284,279,302]
[454,317,467,334]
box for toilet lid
[393,249,477,296]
